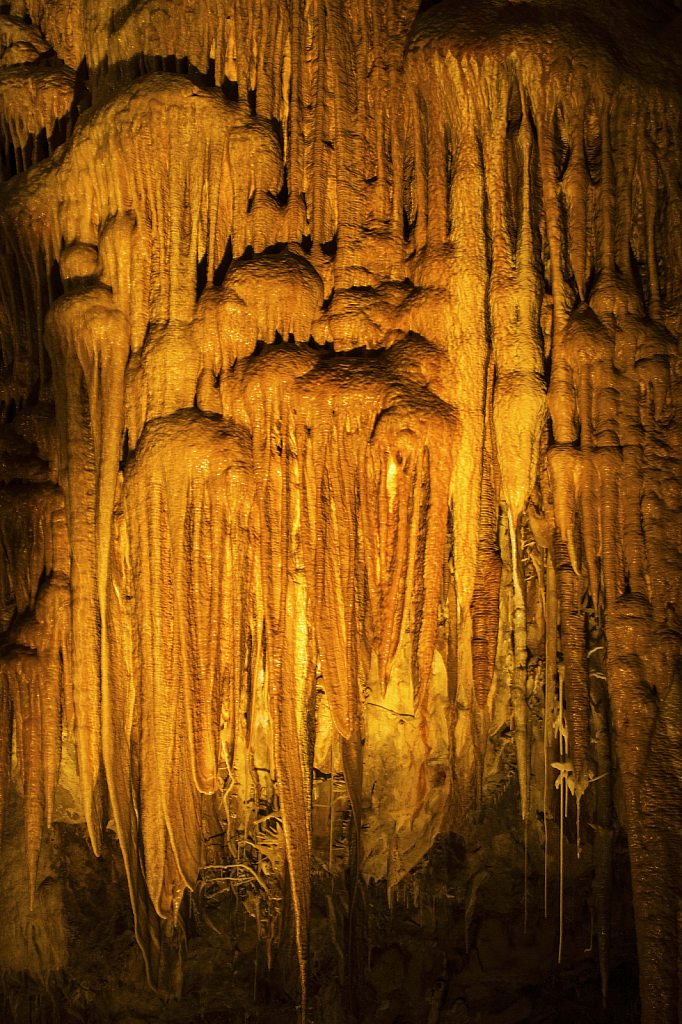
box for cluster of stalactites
[0,65,77,175]
[0,573,71,905]
[113,333,458,988]
[5,0,422,293]
[402,30,682,721]
[0,6,681,1019]
[0,72,286,388]
[223,336,458,720]
[405,27,682,313]
[113,410,254,916]
[546,269,681,777]
[0,483,66,632]
[0,459,70,899]
[28,236,459,995]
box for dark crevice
[222,77,239,103]
[196,252,208,300]
[403,208,416,242]
[305,337,335,354]
[262,241,289,255]
[270,116,284,154]
[119,430,130,471]
[51,113,70,150]
[584,264,598,305]
[49,259,63,303]
[3,141,17,179]
[35,127,49,163]
[75,55,89,91]
[212,238,233,287]
[274,166,289,207]
[321,233,338,259]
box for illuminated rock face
[0,0,681,1021]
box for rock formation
[0,0,681,1021]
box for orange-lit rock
[0,1,680,1022]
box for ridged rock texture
[0,0,681,1021]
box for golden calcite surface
[0,0,681,1021]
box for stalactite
[0,662,10,846]
[44,277,130,856]
[406,54,489,634]
[587,613,612,1007]
[102,495,168,991]
[248,384,313,1016]
[508,514,530,823]
[553,533,590,791]
[194,249,324,382]
[0,484,65,632]
[0,73,285,386]
[0,572,70,905]
[123,409,253,916]
[272,558,314,1020]
[543,552,557,918]
[470,367,502,707]
[3,648,44,906]
[0,66,76,168]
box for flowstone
[0,1,681,1021]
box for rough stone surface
[0,0,680,1021]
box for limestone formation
[0,1,681,1022]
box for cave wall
[0,0,681,1021]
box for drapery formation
[0,1,681,1021]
